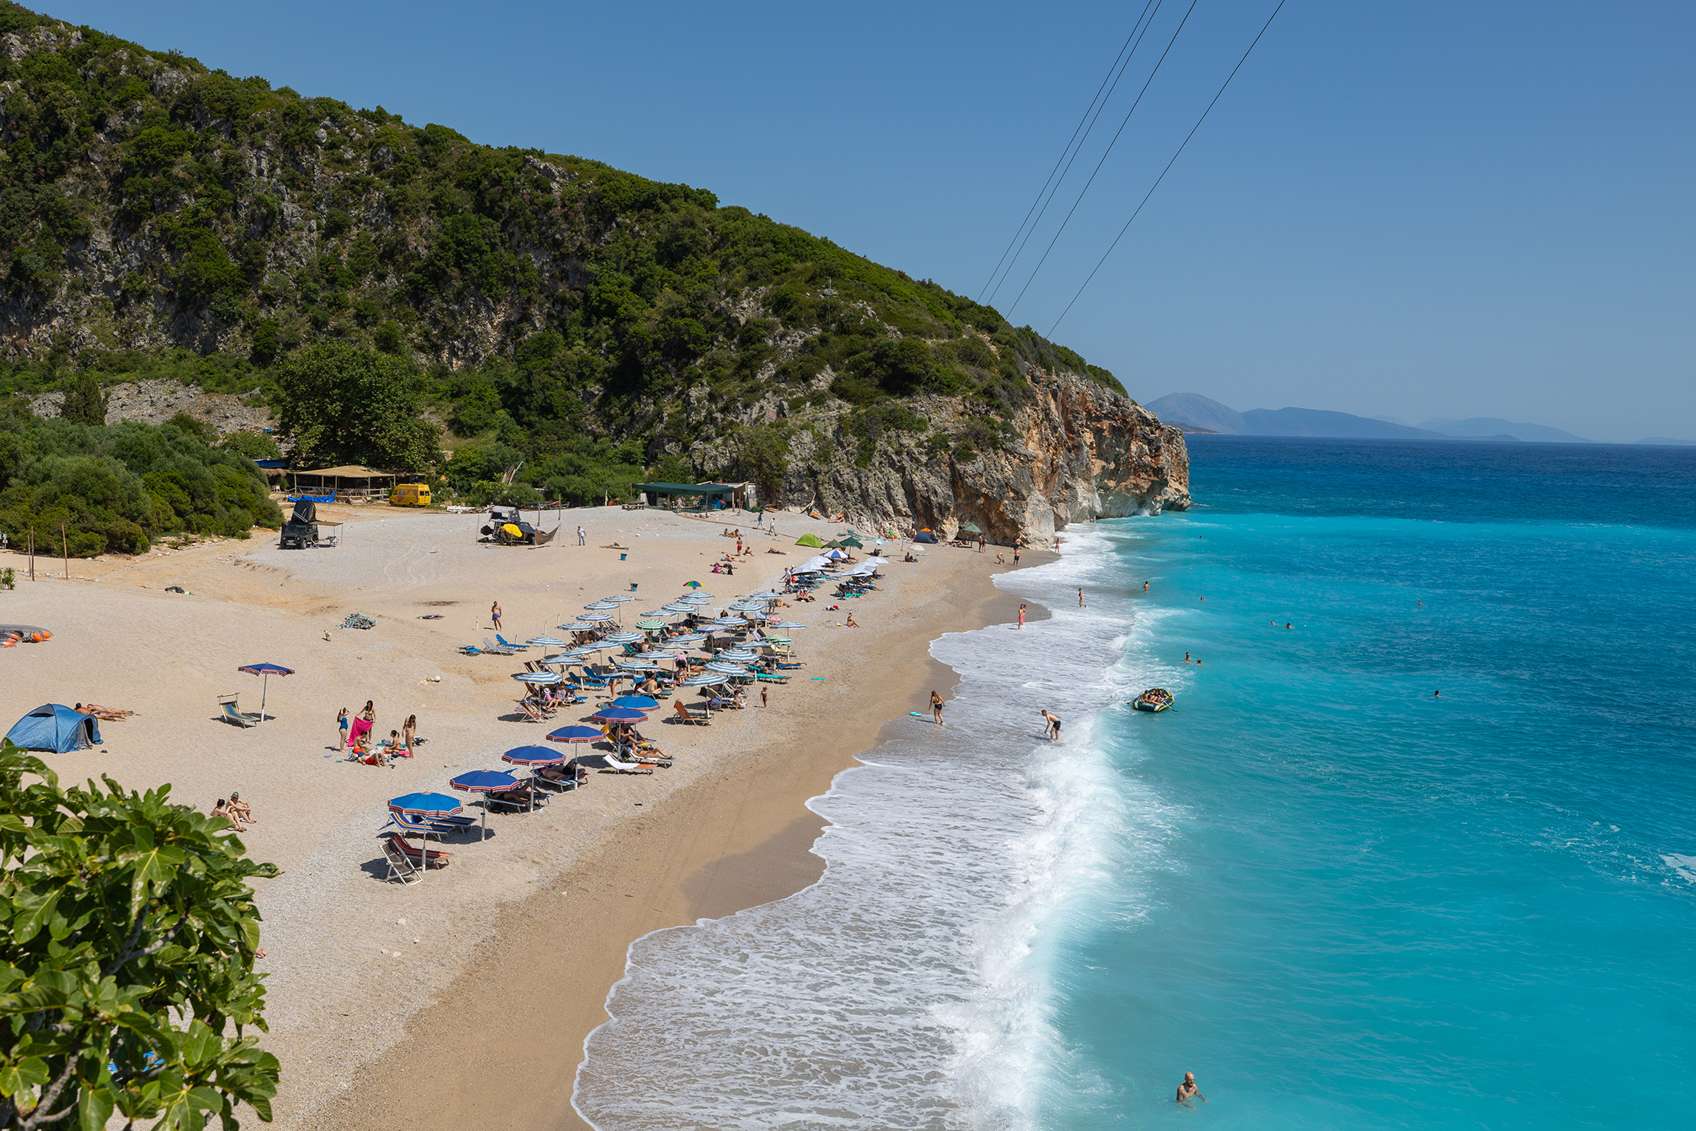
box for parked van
[390,482,432,507]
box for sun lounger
[382,833,449,881]
[482,638,518,656]
[458,644,484,655]
[535,763,586,792]
[494,634,530,651]
[217,694,262,728]
[485,784,541,812]
[672,701,708,725]
[516,700,547,723]
[599,755,655,775]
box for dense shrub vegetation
[0,1,1136,525]
[0,404,280,556]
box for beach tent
[795,533,826,548]
[913,530,939,544]
[5,704,101,752]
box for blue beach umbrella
[558,620,600,632]
[513,670,562,685]
[236,662,294,721]
[580,612,614,624]
[387,791,462,817]
[584,600,619,611]
[450,769,519,792]
[589,706,646,724]
[501,745,564,767]
[610,695,660,711]
[450,767,527,820]
[601,594,636,604]
[547,725,604,744]
[527,635,567,647]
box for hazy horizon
[37,0,1696,442]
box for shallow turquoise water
[1044,438,1696,1129]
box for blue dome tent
[5,704,101,753]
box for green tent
[795,533,825,548]
[958,521,984,536]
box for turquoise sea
[575,437,1696,1129]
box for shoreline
[300,542,1050,1131]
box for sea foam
[572,528,1169,1128]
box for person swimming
[1175,1071,1205,1106]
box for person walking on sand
[1017,602,1027,629]
[930,690,945,726]
[1041,709,1062,741]
[1175,1072,1205,1106]
[577,524,586,546]
[491,601,503,631]
[335,706,349,751]
[760,685,769,709]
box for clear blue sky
[40,1,1696,441]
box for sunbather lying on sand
[77,702,135,720]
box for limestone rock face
[788,369,1189,546]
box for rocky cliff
[787,370,1188,543]
[0,3,1188,539]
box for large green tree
[56,375,106,427]
[0,743,280,1129]
[271,343,439,471]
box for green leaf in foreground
[0,742,280,1129]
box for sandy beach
[0,504,1021,1128]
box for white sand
[0,504,1009,1126]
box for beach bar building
[287,466,397,502]
[634,481,757,511]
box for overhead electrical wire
[977,0,1163,304]
[1047,0,1289,334]
[1004,0,1201,319]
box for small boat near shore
[1132,687,1173,713]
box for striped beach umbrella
[512,670,562,685]
[449,768,526,826]
[501,745,564,767]
[547,725,603,744]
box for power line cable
[985,0,1166,305]
[1005,0,1201,319]
[978,0,1163,304]
[1048,0,1288,334]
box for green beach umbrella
[635,618,667,630]
[958,521,983,536]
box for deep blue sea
[575,437,1696,1129]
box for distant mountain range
[1146,394,1596,444]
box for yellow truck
[389,482,432,507]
